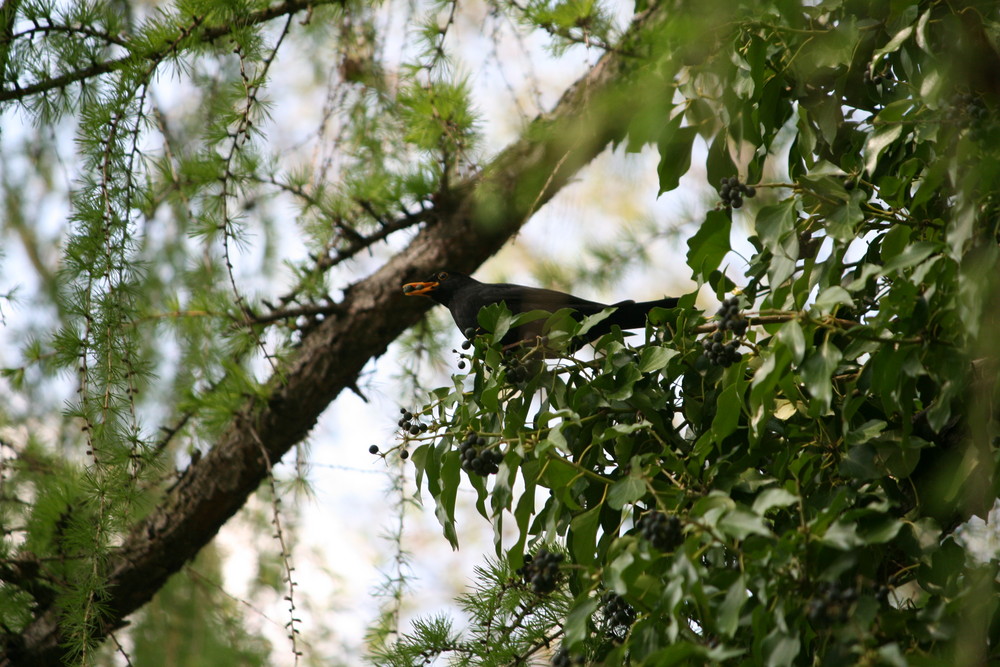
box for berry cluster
[459,432,504,476]
[452,327,480,370]
[550,647,585,667]
[518,548,564,594]
[600,591,636,634]
[636,511,682,552]
[945,92,989,136]
[716,297,748,335]
[503,356,533,383]
[397,408,429,437]
[701,297,748,368]
[719,177,756,209]
[805,581,858,627]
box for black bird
[402,270,679,346]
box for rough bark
[2,5,668,665]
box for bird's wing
[488,283,609,315]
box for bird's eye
[436,271,449,282]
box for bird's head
[401,270,474,305]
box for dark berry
[601,591,636,633]
[637,511,682,551]
[457,360,466,370]
[409,425,421,435]
[369,444,379,454]
[461,339,472,350]
[400,449,409,460]
[519,548,564,594]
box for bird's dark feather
[404,271,678,346]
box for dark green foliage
[381,2,1000,665]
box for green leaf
[604,363,641,401]
[762,630,800,667]
[812,286,853,314]
[711,380,741,442]
[749,345,793,437]
[777,319,806,364]
[569,506,601,566]
[883,241,939,274]
[687,209,732,282]
[845,420,886,447]
[880,224,911,261]
[755,200,798,254]
[800,339,843,416]
[608,476,646,510]
[638,346,677,373]
[657,125,698,193]
[752,487,798,515]
[822,520,862,550]
[564,596,599,647]
[755,200,799,287]
[865,124,903,175]
[719,507,771,539]
[435,451,461,549]
[825,190,865,241]
[873,25,914,59]
[719,575,747,638]
[706,131,736,189]
[859,516,902,544]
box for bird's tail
[609,297,679,329]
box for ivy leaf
[638,346,677,373]
[711,380,741,443]
[873,25,914,59]
[823,520,863,550]
[564,596,599,647]
[569,506,601,566]
[865,124,903,175]
[608,475,646,510]
[719,507,771,539]
[435,450,461,549]
[657,124,697,193]
[719,575,747,638]
[812,286,853,314]
[752,487,798,515]
[801,340,843,416]
[687,209,732,282]
[762,630,800,667]
[777,319,806,364]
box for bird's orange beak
[402,280,439,297]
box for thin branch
[0,0,345,103]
